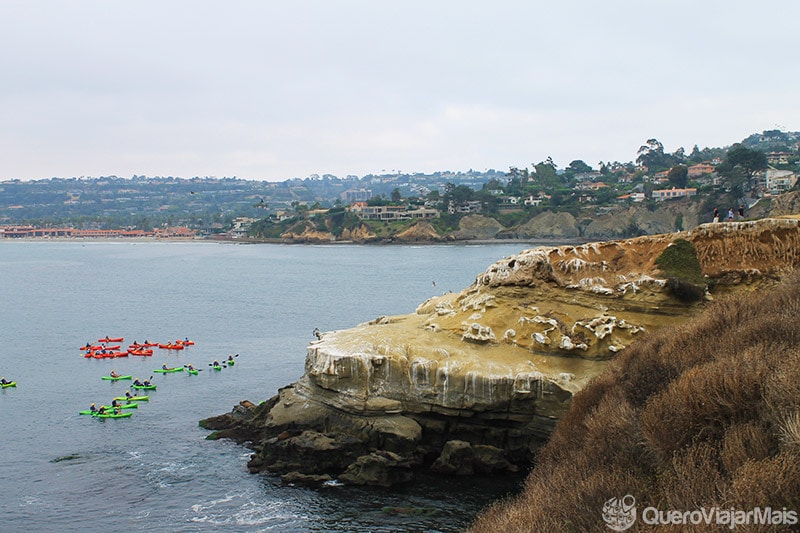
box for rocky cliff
[202,217,800,487]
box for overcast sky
[2,1,798,181]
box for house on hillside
[756,167,797,195]
[350,202,438,221]
[651,187,697,201]
[766,152,791,166]
[688,163,715,177]
[341,188,372,203]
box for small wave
[189,494,308,528]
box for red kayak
[176,340,195,346]
[129,349,154,356]
[82,344,120,351]
[158,344,184,350]
[98,337,124,343]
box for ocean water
[0,240,538,533]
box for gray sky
[2,0,798,181]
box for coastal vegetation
[469,273,800,532]
[654,238,707,302]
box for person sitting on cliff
[313,327,321,340]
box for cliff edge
[202,217,800,487]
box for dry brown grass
[469,274,800,533]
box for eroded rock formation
[202,217,800,487]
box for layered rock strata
[202,217,800,486]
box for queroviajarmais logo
[602,494,637,531]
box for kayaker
[110,370,120,378]
[111,399,119,408]
[186,364,195,372]
[125,390,133,399]
[90,403,97,413]
[162,364,170,371]
[142,378,152,387]
[98,406,107,414]
[133,378,142,387]
[227,354,235,362]
[0,377,10,385]
[212,360,220,368]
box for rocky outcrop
[450,215,506,240]
[499,210,580,239]
[769,190,800,217]
[339,223,378,243]
[203,218,800,487]
[279,221,336,243]
[392,221,448,242]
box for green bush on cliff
[469,274,800,533]
[655,238,706,301]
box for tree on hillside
[636,138,678,171]
[667,165,689,188]
[717,144,768,194]
[532,157,560,188]
[566,160,593,174]
[390,187,402,203]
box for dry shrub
[725,451,800,509]
[537,372,617,465]
[778,411,800,450]
[660,442,726,510]
[469,457,647,533]
[641,353,770,457]
[579,388,650,472]
[721,420,779,475]
[762,351,800,432]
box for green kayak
[100,403,138,410]
[184,368,199,375]
[1,381,17,388]
[95,411,133,419]
[154,368,183,373]
[132,384,156,390]
[211,365,223,371]
[101,375,132,381]
[114,395,149,402]
[226,360,235,366]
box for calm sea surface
[0,240,541,533]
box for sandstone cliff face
[203,218,800,487]
[392,221,448,242]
